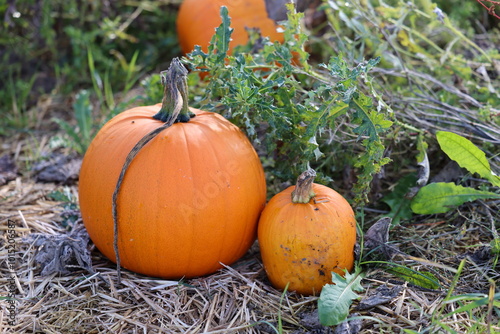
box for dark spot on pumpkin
[280,244,291,252]
[131,121,135,123]
[314,207,319,211]
[318,269,325,276]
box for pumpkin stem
[291,169,317,203]
[113,58,194,285]
[153,58,194,123]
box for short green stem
[153,58,194,123]
[291,169,316,203]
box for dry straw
[1,134,499,333]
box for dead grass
[1,132,499,333]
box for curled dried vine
[112,58,192,284]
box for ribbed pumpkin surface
[79,104,266,279]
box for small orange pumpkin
[176,0,284,55]
[258,169,356,295]
[79,60,266,279]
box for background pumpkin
[176,0,284,55]
[79,61,267,279]
[258,169,356,295]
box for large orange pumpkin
[176,0,284,55]
[79,60,266,279]
[258,169,356,295]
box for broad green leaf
[411,182,500,214]
[318,270,364,326]
[436,131,500,187]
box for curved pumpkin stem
[291,169,316,203]
[113,58,193,284]
[153,58,194,123]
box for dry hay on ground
[1,173,498,333]
[0,132,498,333]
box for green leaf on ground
[411,182,500,214]
[387,266,440,289]
[436,131,500,187]
[318,270,364,326]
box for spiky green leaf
[318,270,364,326]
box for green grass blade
[104,69,115,110]
[445,297,488,317]
[73,90,92,143]
[87,48,104,104]
[124,50,140,93]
